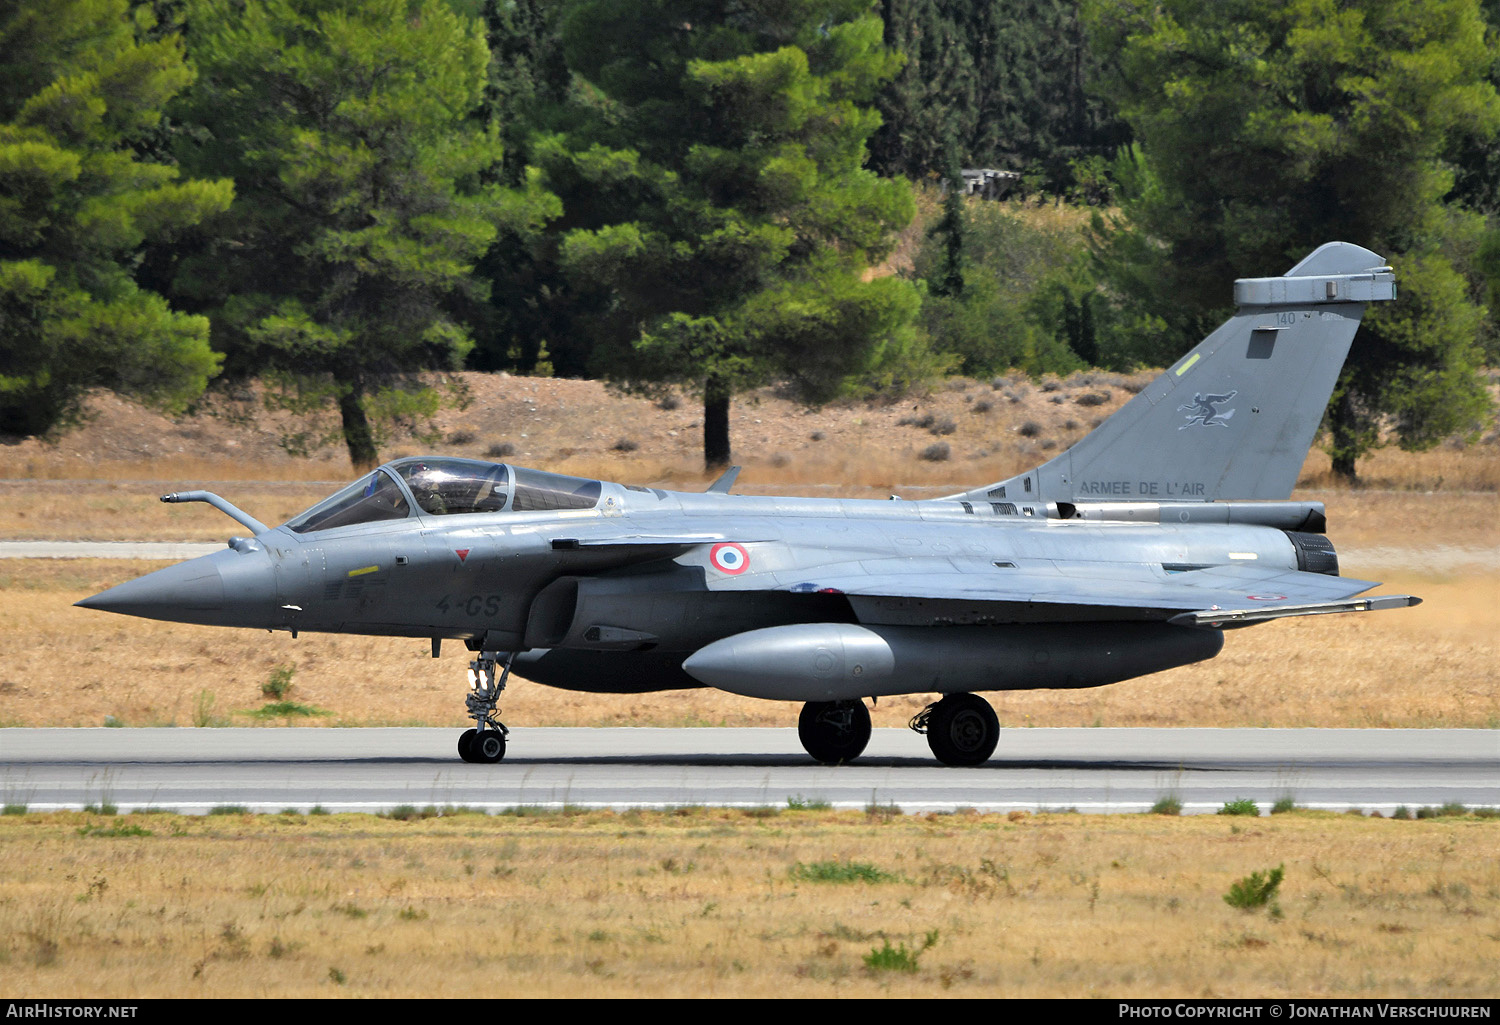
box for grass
[1219,798,1261,817]
[76,819,152,837]
[246,701,329,721]
[0,809,1494,997]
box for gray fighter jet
[78,242,1419,766]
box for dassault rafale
[78,242,1419,766]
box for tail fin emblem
[1178,391,1238,429]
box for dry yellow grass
[1,559,1493,730]
[2,809,1495,998]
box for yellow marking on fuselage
[1174,353,1201,376]
[347,565,380,578]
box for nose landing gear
[797,699,872,764]
[458,651,512,763]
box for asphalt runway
[3,727,1495,816]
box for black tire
[457,728,478,762]
[925,694,998,767]
[798,699,871,765]
[473,730,506,764]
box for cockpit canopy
[285,457,603,534]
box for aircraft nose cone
[76,559,225,616]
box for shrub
[1218,798,1260,817]
[1270,796,1299,815]
[929,417,956,436]
[1074,391,1110,407]
[1148,796,1182,816]
[863,940,920,973]
[791,860,896,884]
[1416,802,1469,819]
[1017,421,1042,437]
[1223,865,1284,911]
[919,442,951,462]
[864,930,938,973]
[263,665,294,700]
[612,438,639,452]
[786,795,832,811]
[485,441,515,458]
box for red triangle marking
[455,549,470,563]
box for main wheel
[472,730,507,764]
[798,699,871,765]
[925,693,998,767]
[457,728,478,762]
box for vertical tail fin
[951,242,1396,506]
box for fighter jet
[78,242,1419,766]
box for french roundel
[709,543,750,575]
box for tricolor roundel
[709,542,750,575]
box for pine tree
[171,0,556,469]
[1089,0,1499,479]
[0,0,230,435]
[548,0,921,468]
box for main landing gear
[798,699,871,764]
[796,693,1001,766]
[910,693,999,767]
[458,651,512,764]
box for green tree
[1089,0,1499,480]
[910,188,1086,377]
[869,0,976,180]
[0,0,230,436]
[870,1,1129,193]
[548,0,922,468]
[172,0,555,468]
[461,0,596,378]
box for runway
[3,727,1495,815]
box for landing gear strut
[798,699,871,764]
[910,693,998,767]
[458,651,512,763]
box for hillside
[3,369,1496,496]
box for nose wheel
[798,699,871,764]
[458,651,512,763]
